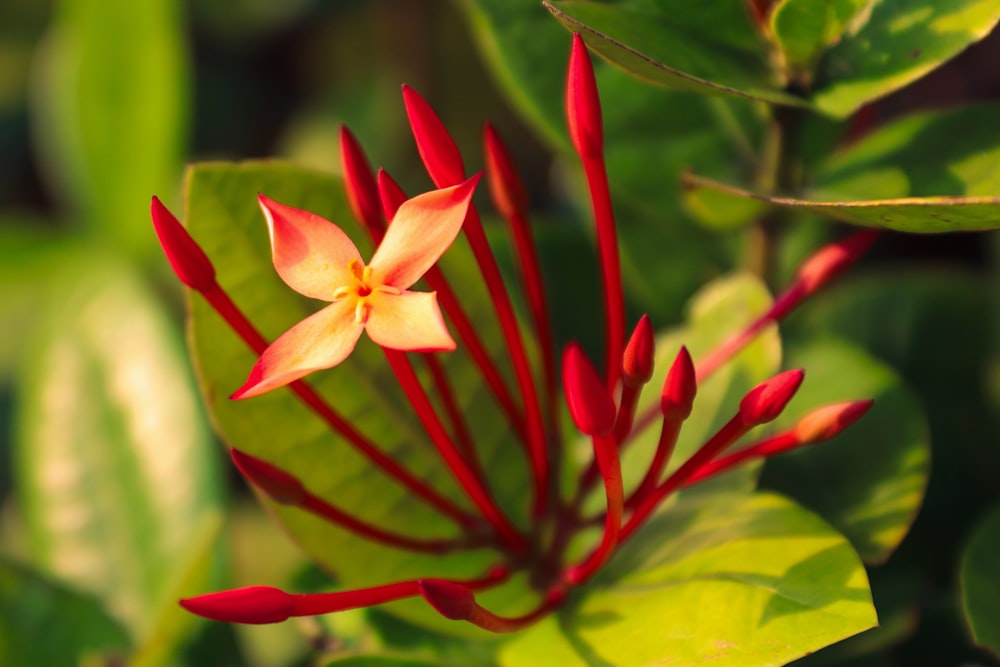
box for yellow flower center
[332,259,401,323]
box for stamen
[354,301,369,324]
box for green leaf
[14,255,223,642]
[501,492,876,667]
[184,160,530,636]
[0,223,78,377]
[960,501,1000,656]
[0,557,131,666]
[682,171,1000,232]
[544,1,806,107]
[812,0,1000,118]
[814,104,1000,200]
[770,0,873,76]
[30,0,188,257]
[324,655,463,667]
[761,339,930,564]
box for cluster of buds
[151,35,876,632]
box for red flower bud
[150,196,216,292]
[563,343,616,436]
[484,123,530,220]
[180,586,295,624]
[402,85,466,188]
[661,346,696,421]
[418,579,476,621]
[794,399,874,443]
[622,315,655,387]
[798,230,879,295]
[377,168,408,221]
[566,33,603,158]
[339,126,385,237]
[739,369,805,425]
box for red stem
[298,492,463,554]
[199,283,476,527]
[582,155,625,392]
[622,415,751,542]
[565,432,623,584]
[684,432,799,485]
[292,564,510,618]
[378,170,527,442]
[462,205,550,519]
[625,416,682,510]
[382,348,529,554]
[507,209,559,432]
[422,354,483,471]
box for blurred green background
[3,1,1000,666]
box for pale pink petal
[259,195,363,300]
[232,300,363,399]
[365,291,455,352]
[369,175,479,290]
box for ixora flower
[151,34,879,646]
[231,179,479,399]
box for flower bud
[739,369,805,425]
[180,586,294,624]
[150,196,216,291]
[622,315,655,387]
[402,85,466,188]
[661,346,696,421]
[563,343,616,436]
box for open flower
[232,177,479,399]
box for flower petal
[365,291,455,352]
[259,194,363,300]
[369,175,479,290]
[232,300,363,399]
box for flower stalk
[158,34,875,634]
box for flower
[153,33,877,636]
[231,177,480,399]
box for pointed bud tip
[566,33,603,158]
[377,168,408,220]
[230,449,306,505]
[798,230,880,294]
[339,125,384,233]
[622,315,655,387]
[180,586,295,624]
[150,196,216,291]
[484,123,529,219]
[795,399,874,442]
[740,369,805,425]
[402,85,466,187]
[661,345,696,420]
[563,343,616,436]
[418,579,476,621]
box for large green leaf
[0,558,131,666]
[14,256,223,643]
[544,1,806,107]
[813,104,1000,200]
[457,0,744,322]
[30,0,188,257]
[770,0,874,77]
[682,171,1000,232]
[501,492,876,667]
[184,160,532,636]
[761,339,930,564]
[960,501,1000,657]
[0,223,78,377]
[811,0,1000,118]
